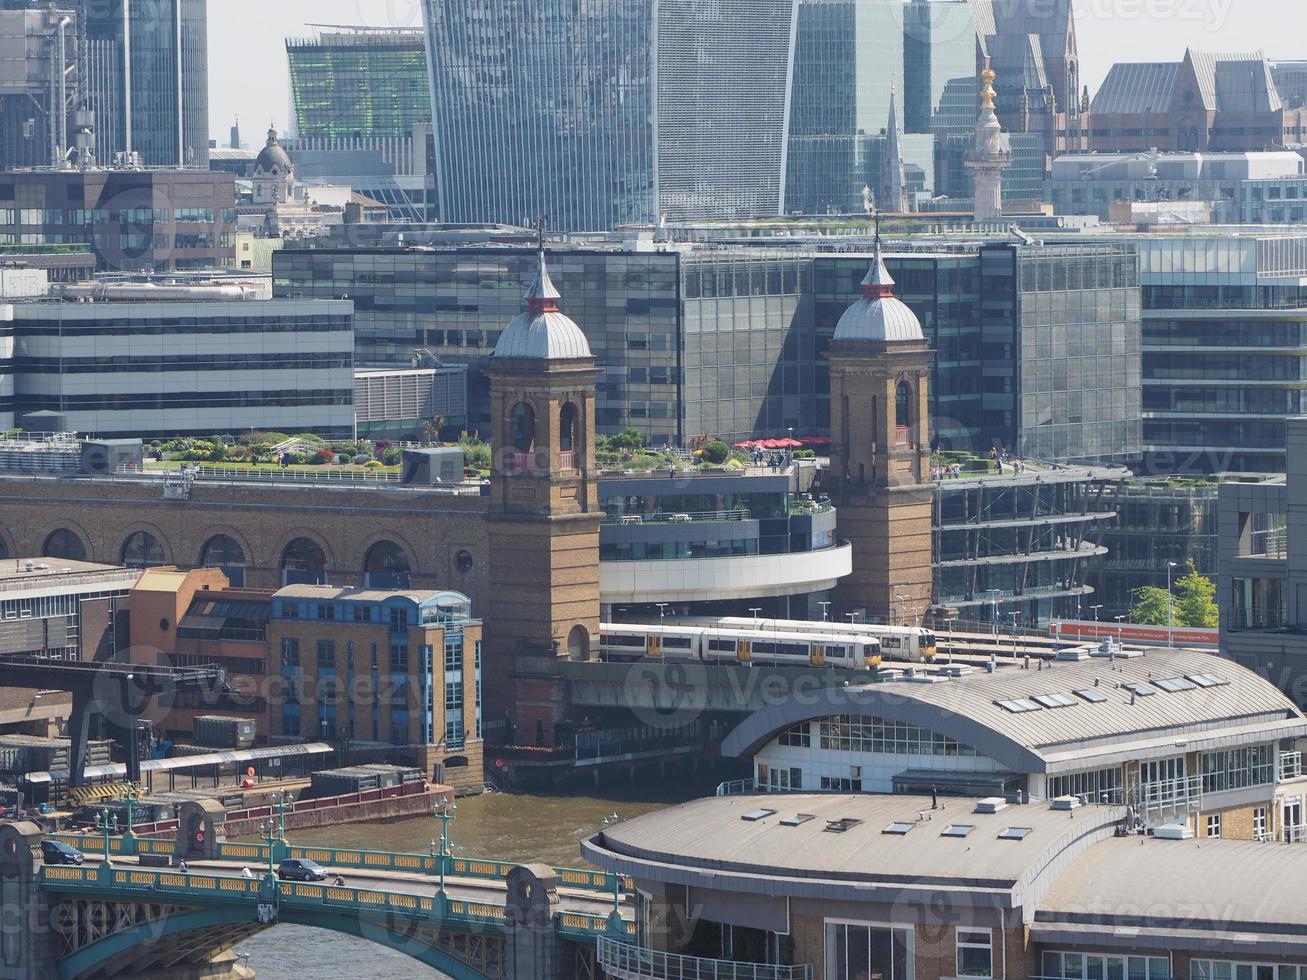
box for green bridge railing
[38,865,636,941]
[46,833,625,896]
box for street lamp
[601,813,623,932]
[984,589,1001,637]
[656,603,668,627]
[819,601,831,623]
[1090,604,1103,623]
[93,807,117,864]
[944,617,956,664]
[1166,561,1179,648]
[749,607,762,630]
[434,797,457,896]
[271,790,294,844]
[1114,614,1126,646]
[258,818,278,878]
[1008,611,1020,659]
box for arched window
[510,402,536,453]
[200,534,247,586]
[122,531,165,569]
[363,540,412,589]
[559,402,579,453]
[896,382,912,427]
[567,624,591,662]
[43,529,87,562]
[281,537,327,586]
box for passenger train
[598,624,883,671]
[672,616,938,662]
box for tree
[701,440,730,464]
[1175,560,1218,628]
[1128,587,1174,627]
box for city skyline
[210,0,1305,146]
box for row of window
[816,716,978,758]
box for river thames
[233,777,720,977]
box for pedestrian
[178,860,189,874]
[241,866,253,879]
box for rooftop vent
[1056,647,1091,662]
[1153,823,1194,840]
[937,664,973,678]
[1050,795,1082,811]
[1092,646,1143,659]
[741,808,776,822]
[997,826,1033,840]
[975,797,1008,814]
[824,817,863,833]
[780,813,815,827]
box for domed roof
[255,127,292,175]
[832,239,925,344]
[492,250,593,361]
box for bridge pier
[176,800,228,864]
[0,821,59,980]
[506,864,568,980]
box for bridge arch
[56,903,497,980]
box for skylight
[997,698,1043,713]
[1189,673,1230,688]
[941,824,974,838]
[824,817,863,833]
[780,813,815,827]
[883,821,916,835]
[741,808,776,822]
[1032,693,1077,708]
[998,826,1033,840]
[1074,688,1108,703]
[1154,676,1197,692]
[1123,681,1155,697]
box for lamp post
[944,617,956,663]
[434,797,457,896]
[656,602,668,628]
[602,812,623,932]
[895,593,907,627]
[122,783,140,848]
[1114,614,1126,646]
[1090,604,1102,623]
[271,790,293,845]
[985,590,1001,637]
[819,601,831,623]
[1166,561,1178,648]
[93,806,117,865]
[258,818,277,878]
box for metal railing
[715,778,757,797]
[598,938,811,980]
[1132,775,1203,814]
[603,510,754,526]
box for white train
[598,623,883,671]
[671,616,938,663]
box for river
[233,776,721,978]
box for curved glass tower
[423,0,798,230]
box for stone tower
[485,248,602,743]
[827,231,935,626]
[966,60,1013,222]
[253,127,295,205]
[879,86,909,214]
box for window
[826,923,912,980]
[779,723,811,747]
[1047,766,1125,804]
[956,929,993,978]
[820,776,862,792]
[1074,689,1108,703]
[389,606,410,633]
[1254,807,1268,840]
[1154,677,1196,692]
[818,716,975,756]
[997,698,1042,713]
[1201,745,1274,793]
[1206,813,1221,838]
[1192,961,1300,980]
[390,643,409,672]
[883,822,915,835]
[280,637,300,667]
[997,826,1032,840]
[941,824,974,838]
[316,639,335,669]
[445,676,463,711]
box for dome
[254,127,292,175]
[491,250,593,361]
[832,240,925,344]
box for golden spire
[981,57,997,112]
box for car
[277,858,329,882]
[41,840,84,866]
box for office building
[287,27,430,141]
[353,364,469,442]
[785,0,903,215]
[0,168,236,272]
[1219,418,1307,705]
[0,244,95,284]
[0,5,80,171]
[422,0,797,229]
[54,0,210,168]
[903,0,977,137]
[7,280,353,438]
[1271,59,1307,110]
[1091,49,1306,153]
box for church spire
[862,215,895,300]
[880,86,908,214]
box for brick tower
[827,231,935,626]
[485,247,602,745]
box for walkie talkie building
[422,0,799,230]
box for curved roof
[723,649,1307,774]
[491,250,592,361]
[255,128,292,174]
[832,242,925,345]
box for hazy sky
[208,0,1304,146]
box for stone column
[0,822,59,979]
[505,864,564,980]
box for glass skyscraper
[785,0,904,215]
[81,0,208,168]
[286,28,431,141]
[903,0,978,136]
[421,0,798,230]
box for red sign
[1050,619,1218,648]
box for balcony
[895,425,911,447]
[559,450,578,472]
[598,938,811,980]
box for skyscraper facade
[785,0,904,215]
[422,0,798,230]
[81,0,208,168]
[903,0,978,137]
[286,28,431,141]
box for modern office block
[422,0,797,229]
[904,0,977,137]
[0,6,80,170]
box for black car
[41,840,84,866]
[277,858,329,882]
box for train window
[779,643,807,657]
[826,645,847,657]
[708,639,737,653]
[885,637,901,649]
[663,637,694,649]
[753,642,776,655]
[603,634,646,647]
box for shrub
[313,448,336,465]
[363,459,384,470]
[352,453,371,465]
[381,447,402,466]
[701,440,731,464]
[604,429,644,452]
[284,451,308,466]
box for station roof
[723,649,1307,774]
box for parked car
[41,840,84,865]
[277,858,329,882]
